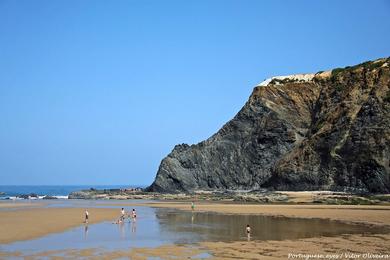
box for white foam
[54,196,69,199]
[2,195,69,200]
[8,196,23,200]
[36,195,69,199]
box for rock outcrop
[148,58,390,193]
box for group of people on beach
[85,202,252,240]
[84,208,137,224]
[115,208,136,224]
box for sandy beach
[1,199,390,259]
[2,233,389,260]
[0,202,43,208]
[0,207,118,244]
[97,201,390,259]
[201,233,390,260]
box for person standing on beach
[85,209,89,224]
[132,208,137,222]
[121,208,125,221]
[246,224,251,241]
[191,201,195,211]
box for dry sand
[0,207,118,244]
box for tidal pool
[0,201,388,256]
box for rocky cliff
[148,58,390,193]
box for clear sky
[0,0,389,185]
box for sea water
[0,185,143,200]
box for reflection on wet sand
[84,224,88,240]
[118,222,125,239]
[131,221,136,233]
[155,208,388,242]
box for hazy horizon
[1,0,390,185]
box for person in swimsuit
[121,208,125,221]
[246,224,251,241]
[85,209,89,224]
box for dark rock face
[68,191,95,199]
[17,193,39,199]
[42,195,58,200]
[148,58,390,193]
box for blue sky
[0,0,389,185]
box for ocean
[0,185,143,200]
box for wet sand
[0,245,205,260]
[0,207,118,244]
[0,202,43,208]
[201,233,390,260]
[104,201,390,226]
[2,234,389,259]
[145,201,390,259]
